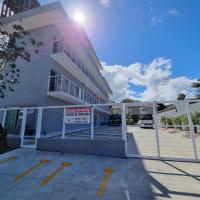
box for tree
[177,93,186,100]
[0,21,43,98]
[192,80,200,99]
[120,98,138,103]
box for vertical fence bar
[36,108,43,139]
[91,106,94,139]
[62,107,66,139]
[186,101,198,160]
[121,103,126,140]
[2,110,7,128]
[61,75,63,92]
[20,108,27,147]
[153,102,161,158]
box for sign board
[64,107,91,124]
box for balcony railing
[48,75,82,102]
[48,75,111,114]
[51,39,109,100]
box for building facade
[0,1,113,136]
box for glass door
[22,109,38,148]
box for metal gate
[124,100,200,162]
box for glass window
[71,51,76,64]
[63,78,69,94]
[87,93,90,103]
[90,96,93,104]
[75,85,79,98]
[64,41,71,58]
[84,91,87,102]
[81,89,84,101]
[69,81,75,96]
[77,58,82,70]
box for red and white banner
[64,107,91,124]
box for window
[64,41,71,58]
[52,40,64,54]
[77,58,82,70]
[63,78,69,94]
[84,91,87,102]
[75,85,79,98]
[90,96,93,104]
[71,51,76,64]
[69,81,75,96]
[81,89,84,101]
[87,93,90,103]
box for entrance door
[21,109,38,148]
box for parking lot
[127,126,200,159]
[0,148,200,200]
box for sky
[3,0,200,102]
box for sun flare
[74,11,85,24]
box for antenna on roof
[1,0,41,18]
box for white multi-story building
[0,0,113,135]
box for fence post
[91,106,94,139]
[61,75,63,92]
[153,102,161,158]
[186,101,198,160]
[62,108,66,139]
[2,110,7,128]
[121,103,126,140]
[20,108,27,147]
[36,108,43,139]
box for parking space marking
[15,159,49,181]
[0,156,17,164]
[41,161,72,185]
[96,167,113,197]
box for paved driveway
[127,126,200,159]
[0,148,200,199]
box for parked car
[138,115,154,128]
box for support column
[186,102,198,160]
[36,108,43,139]
[91,107,94,139]
[2,110,7,128]
[62,108,66,139]
[153,102,161,158]
[121,103,126,141]
[20,108,27,147]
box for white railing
[51,39,109,100]
[1,100,200,162]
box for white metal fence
[1,100,200,162]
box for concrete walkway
[0,148,200,199]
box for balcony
[51,40,108,102]
[47,75,111,114]
[47,75,84,104]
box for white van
[138,115,154,128]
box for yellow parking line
[96,167,113,197]
[15,159,49,181]
[41,162,72,185]
[0,156,17,164]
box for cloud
[100,0,112,7]
[102,58,195,102]
[150,16,162,26]
[168,9,180,16]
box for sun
[74,11,85,24]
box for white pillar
[186,102,198,159]
[153,102,160,158]
[20,108,27,147]
[36,108,43,139]
[62,108,66,139]
[2,110,7,128]
[121,103,126,140]
[91,107,94,139]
